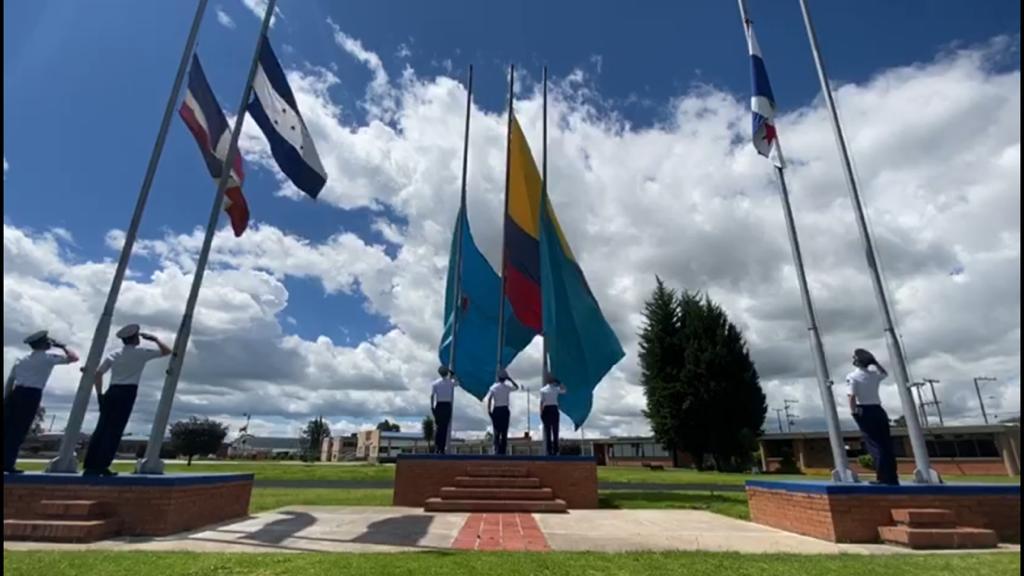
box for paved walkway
[5,507,1020,555]
[253,480,745,492]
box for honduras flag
[179,54,249,237]
[744,18,784,168]
[248,37,327,198]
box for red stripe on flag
[505,265,542,332]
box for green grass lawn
[17,460,1019,486]
[598,491,750,520]
[250,488,394,512]
[4,551,1018,576]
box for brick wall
[5,478,253,537]
[393,456,598,508]
[748,485,1020,544]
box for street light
[974,377,998,425]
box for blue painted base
[3,471,254,488]
[745,479,1020,496]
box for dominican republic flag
[745,18,783,168]
[179,55,250,236]
[248,37,327,199]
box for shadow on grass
[598,491,750,520]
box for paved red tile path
[452,513,551,551]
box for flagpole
[137,0,277,474]
[797,0,938,484]
[448,65,473,375]
[737,0,854,483]
[541,66,550,384]
[495,65,515,378]
[48,0,211,473]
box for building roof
[760,423,1019,441]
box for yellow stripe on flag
[507,116,543,239]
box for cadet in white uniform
[4,331,79,474]
[847,348,898,486]
[83,324,171,477]
[485,369,519,455]
[430,366,458,454]
[540,377,566,456]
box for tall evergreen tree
[639,282,767,471]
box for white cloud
[4,31,1020,441]
[396,43,412,59]
[215,6,236,30]
[239,0,281,27]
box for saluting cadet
[431,366,458,455]
[4,331,79,474]
[83,324,171,477]
[539,377,567,456]
[847,348,899,486]
[485,369,519,455]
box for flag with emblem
[179,54,250,237]
[247,37,327,198]
[744,18,783,168]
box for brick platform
[4,472,254,538]
[746,480,1019,544]
[394,455,598,509]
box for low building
[590,436,691,468]
[356,430,435,462]
[759,423,1021,477]
[320,434,359,462]
[227,434,302,459]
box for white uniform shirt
[10,351,73,390]
[540,384,562,408]
[98,346,164,386]
[431,377,456,403]
[846,367,885,406]
[487,382,515,408]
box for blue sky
[5,0,1018,346]
[4,1,1021,435]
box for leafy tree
[639,281,767,471]
[170,417,228,466]
[421,416,435,451]
[376,419,401,432]
[300,416,332,462]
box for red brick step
[891,508,956,528]
[879,525,998,550]
[4,519,122,543]
[454,476,541,489]
[425,498,568,513]
[440,487,554,501]
[466,467,528,478]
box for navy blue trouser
[84,385,138,472]
[433,401,452,454]
[4,386,42,471]
[542,405,560,456]
[490,406,510,455]
[854,404,899,485]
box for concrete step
[33,500,107,520]
[879,525,999,550]
[454,476,542,489]
[466,466,529,478]
[425,498,568,513]
[890,508,956,528]
[4,519,122,543]
[440,487,554,501]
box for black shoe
[82,469,102,477]
[100,469,119,477]
[4,468,25,475]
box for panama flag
[179,55,250,237]
[248,37,327,199]
[745,18,784,168]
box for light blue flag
[439,206,536,400]
[539,198,625,429]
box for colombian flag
[503,115,544,333]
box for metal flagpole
[446,66,474,453]
[494,65,515,378]
[136,0,277,474]
[48,0,211,473]
[797,0,939,483]
[541,66,549,385]
[738,0,853,482]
